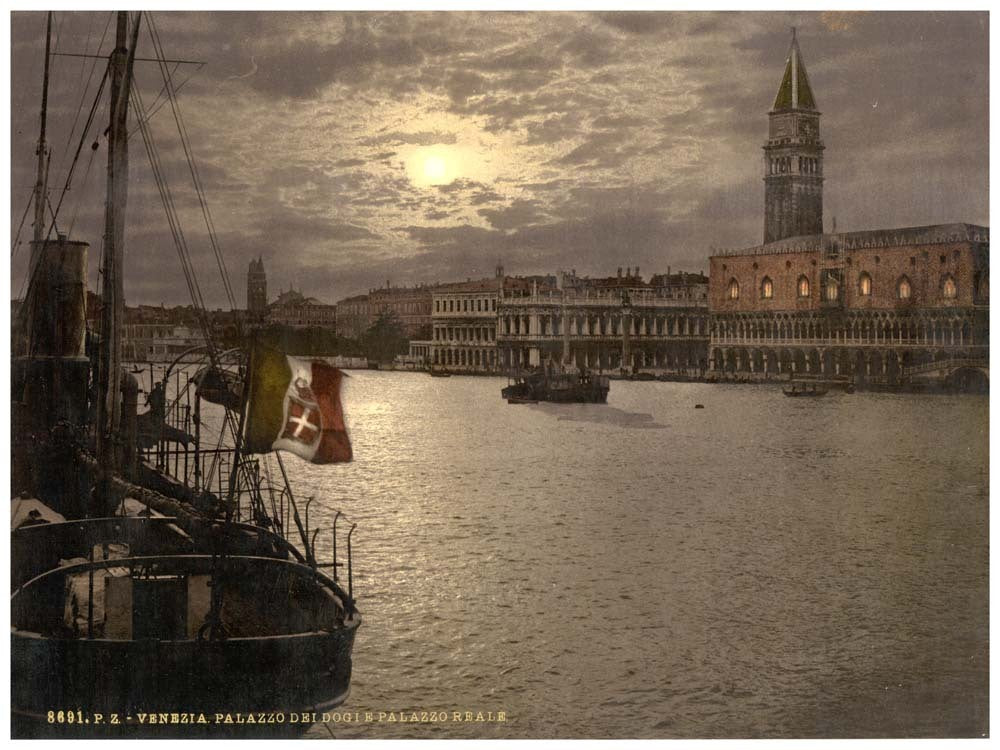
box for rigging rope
[68,139,100,237]
[42,60,110,244]
[129,82,246,459]
[10,191,33,259]
[147,14,238,313]
[55,12,111,183]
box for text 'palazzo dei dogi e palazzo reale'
[708,30,989,389]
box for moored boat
[782,383,828,397]
[11,12,360,737]
[502,367,609,404]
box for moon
[423,155,448,182]
[406,147,458,187]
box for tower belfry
[247,256,267,315]
[763,28,824,244]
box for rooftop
[710,223,989,259]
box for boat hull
[501,379,609,404]
[11,620,358,738]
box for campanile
[763,28,824,244]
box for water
[255,371,987,739]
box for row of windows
[767,156,820,175]
[377,301,425,315]
[434,326,495,342]
[434,297,497,313]
[728,273,958,301]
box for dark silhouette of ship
[502,367,610,404]
[11,12,359,738]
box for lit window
[825,276,839,301]
[760,277,773,299]
[942,275,957,299]
[858,273,872,296]
[898,277,912,300]
[797,275,810,298]
[728,278,740,300]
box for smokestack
[617,267,622,278]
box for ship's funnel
[25,237,88,358]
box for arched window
[727,278,740,300]
[825,275,839,302]
[797,275,810,298]
[760,277,773,299]
[897,276,912,300]
[858,272,872,296]
[941,274,957,299]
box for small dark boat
[783,383,828,397]
[506,396,538,404]
[501,367,609,404]
[429,369,451,378]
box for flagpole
[225,333,256,518]
[275,451,316,568]
[240,334,316,564]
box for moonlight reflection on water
[196,370,986,739]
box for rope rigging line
[54,12,111,184]
[68,137,101,237]
[129,82,245,455]
[10,191,33,259]
[130,65,204,137]
[41,60,110,244]
[140,13,253,487]
[146,14,238,313]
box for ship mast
[95,11,141,489]
[31,12,51,252]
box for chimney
[617,267,622,277]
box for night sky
[9,11,989,308]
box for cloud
[361,130,459,147]
[595,12,678,35]
[477,199,547,230]
[8,10,988,308]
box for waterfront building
[406,339,433,368]
[122,306,207,362]
[430,277,511,373]
[335,294,372,339]
[497,268,709,374]
[707,31,990,387]
[123,323,207,362]
[369,283,435,339]
[268,288,337,329]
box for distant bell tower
[247,256,267,314]
[763,28,824,244]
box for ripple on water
[210,373,988,739]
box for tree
[362,311,407,363]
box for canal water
[252,371,987,739]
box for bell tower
[763,28,824,244]
[247,256,267,315]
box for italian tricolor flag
[244,348,352,464]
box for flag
[245,348,352,464]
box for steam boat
[502,368,610,404]
[11,12,359,737]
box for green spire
[772,27,817,111]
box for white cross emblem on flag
[280,376,322,446]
